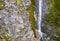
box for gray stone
[0,0,36,41]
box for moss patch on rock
[46,0,60,28]
[17,0,22,5]
[45,0,60,41]
[29,0,37,37]
[0,0,5,10]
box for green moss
[1,32,9,41]
[46,0,60,41]
[46,0,60,28]
[17,0,22,5]
[0,0,5,9]
[29,0,37,37]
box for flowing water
[38,0,44,41]
[38,0,42,39]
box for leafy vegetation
[29,0,37,37]
[46,0,60,41]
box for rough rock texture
[0,0,36,41]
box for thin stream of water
[38,0,44,41]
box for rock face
[0,0,36,41]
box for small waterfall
[38,0,43,41]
